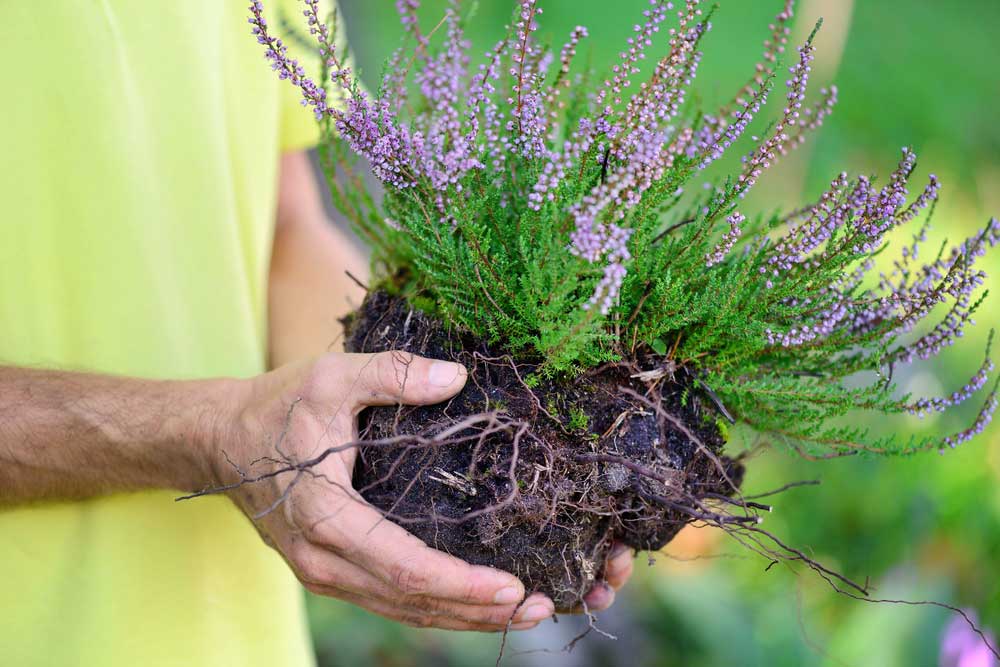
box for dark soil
[343,291,743,611]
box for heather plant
[230,2,1000,646]
[250,0,999,460]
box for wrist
[173,376,254,492]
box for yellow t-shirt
[0,2,326,665]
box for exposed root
[563,598,617,654]
[176,290,999,658]
[335,291,745,609]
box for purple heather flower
[694,82,770,169]
[694,0,792,170]
[409,5,486,200]
[766,172,852,274]
[765,294,849,347]
[584,224,633,315]
[909,356,995,418]
[881,214,999,364]
[396,0,427,48]
[617,10,705,162]
[855,147,917,247]
[942,382,999,450]
[529,121,596,210]
[595,1,674,111]
[705,211,745,267]
[896,172,941,226]
[469,40,511,172]
[545,26,588,130]
[568,125,694,312]
[738,41,816,196]
[507,1,550,159]
[756,144,995,369]
[569,128,685,261]
[781,85,838,154]
[379,47,410,115]
[249,1,331,120]
[256,1,998,405]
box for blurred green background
[308,1,1000,665]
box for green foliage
[302,2,1000,664]
[568,407,590,432]
[305,0,997,458]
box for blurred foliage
[306,1,1000,665]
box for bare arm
[267,151,369,366]
[0,367,229,503]
[0,152,352,504]
[0,153,351,504]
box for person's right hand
[212,350,557,631]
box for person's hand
[212,350,633,630]
[579,541,634,612]
[215,350,556,631]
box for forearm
[0,366,235,505]
[268,151,368,368]
[268,217,367,366]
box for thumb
[345,351,468,408]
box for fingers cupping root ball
[340,351,468,409]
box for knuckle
[375,351,412,395]
[302,581,330,597]
[301,516,337,546]
[300,522,324,545]
[461,577,483,604]
[480,607,514,626]
[292,551,327,586]
[328,536,362,563]
[298,364,327,403]
[390,559,432,597]
[398,612,433,629]
[401,593,446,616]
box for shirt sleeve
[278,80,321,153]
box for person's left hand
[576,541,634,612]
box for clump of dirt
[344,291,743,611]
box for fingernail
[429,361,463,387]
[510,621,539,631]
[588,583,615,611]
[493,585,523,605]
[518,604,552,623]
